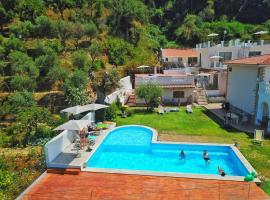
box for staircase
[196,88,208,105]
[126,93,136,106]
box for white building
[196,40,270,69]
[195,39,270,97]
[226,54,270,132]
[135,70,196,105]
[161,48,199,68]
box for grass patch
[115,107,270,195]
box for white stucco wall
[136,88,194,104]
[45,130,76,166]
[264,67,270,83]
[196,44,270,68]
[105,76,133,105]
[227,65,258,114]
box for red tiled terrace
[20,171,269,200]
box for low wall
[45,130,76,166]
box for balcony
[259,82,270,97]
[196,39,270,49]
[135,74,194,87]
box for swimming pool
[86,126,254,179]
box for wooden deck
[20,172,269,200]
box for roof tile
[226,54,270,65]
[162,49,198,58]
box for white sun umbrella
[137,65,151,69]
[253,31,268,35]
[61,104,108,115]
[210,55,223,59]
[80,103,108,112]
[53,120,91,131]
[60,105,84,115]
[208,33,219,37]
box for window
[249,51,261,57]
[219,52,232,61]
[178,57,183,62]
[173,91,184,98]
[188,57,198,66]
[165,57,168,62]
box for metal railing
[135,75,195,86]
[196,39,270,49]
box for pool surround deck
[82,125,259,182]
[18,171,269,200]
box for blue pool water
[86,126,249,176]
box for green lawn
[115,107,270,195]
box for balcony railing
[259,82,270,96]
[135,75,194,86]
[196,39,270,49]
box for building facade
[135,71,195,105]
[161,48,199,68]
[226,55,270,132]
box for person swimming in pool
[203,150,210,164]
[218,166,226,176]
[179,150,186,160]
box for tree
[34,15,57,38]
[84,21,98,42]
[2,35,26,58]
[35,46,59,75]
[7,91,36,113]
[71,50,90,71]
[109,0,148,39]
[10,75,37,91]
[63,86,91,106]
[71,23,85,49]
[9,21,34,40]
[136,82,163,112]
[0,3,11,31]
[11,106,51,146]
[45,0,75,19]
[93,68,120,102]
[9,51,39,78]
[88,41,103,69]
[63,70,91,106]
[175,15,205,46]
[16,0,44,22]
[47,66,68,84]
[106,38,132,67]
[55,20,72,48]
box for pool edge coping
[81,125,260,183]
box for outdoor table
[226,113,239,124]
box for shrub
[126,107,134,117]
[105,103,118,121]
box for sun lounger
[158,105,165,114]
[186,105,193,113]
[254,130,264,145]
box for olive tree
[136,82,163,112]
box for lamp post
[223,30,227,41]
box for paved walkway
[205,103,255,134]
[20,172,269,200]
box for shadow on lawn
[202,109,248,134]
